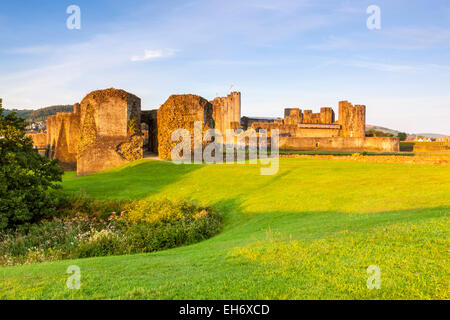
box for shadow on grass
[62,160,204,200]
[206,201,449,247]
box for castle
[28,88,399,175]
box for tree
[397,132,407,141]
[366,129,393,137]
[0,98,63,230]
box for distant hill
[3,109,34,119]
[414,133,447,139]
[4,105,73,122]
[366,125,447,139]
[366,125,401,136]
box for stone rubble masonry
[280,136,400,152]
[77,88,143,176]
[210,92,241,133]
[45,103,80,170]
[247,100,396,152]
[284,108,302,125]
[249,101,364,139]
[320,107,335,124]
[157,94,214,160]
[338,101,366,138]
[38,88,143,175]
[26,132,47,156]
[241,117,280,130]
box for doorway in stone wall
[140,110,159,157]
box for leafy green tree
[397,132,407,141]
[0,98,63,230]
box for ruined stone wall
[26,132,47,155]
[363,137,400,152]
[320,107,335,124]
[241,117,279,131]
[28,89,398,171]
[284,108,302,125]
[249,105,338,138]
[46,115,56,158]
[301,108,334,124]
[44,104,80,170]
[250,122,298,137]
[158,94,214,160]
[243,100,397,152]
[230,91,241,128]
[338,101,366,138]
[77,88,143,176]
[354,105,366,137]
[250,122,341,138]
[295,127,341,138]
[28,89,146,175]
[303,110,318,124]
[211,92,241,133]
[279,136,399,152]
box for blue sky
[0,0,449,134]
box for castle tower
[284,108,301,125]
[211,92,242,132]
[338,101,366,138]
[354,105,366,138]
[229,91,241,127]
[320,107,334,124]
[77,88,142,175]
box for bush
[0,198,222,266]
[54,191,130,220]
[118,199,222,253]
[0,214,116,265]
[75,229,125,258]
[120,198,214,224]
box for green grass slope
[1,158,449,299]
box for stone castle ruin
[242,101,398,152]
[28,88,399,175]
[41,89,143,175]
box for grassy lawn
[1,158,449,299]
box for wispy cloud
[131,49,176,62]
[307,26,450,52]
[345,60,417,72]
[326,58,450,74]
[382,27,450,49]
[307,36,356,51]
[4,45,54,55]
[244,0,311,12]
[334,5,364,14]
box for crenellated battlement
[246,100,367,141]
